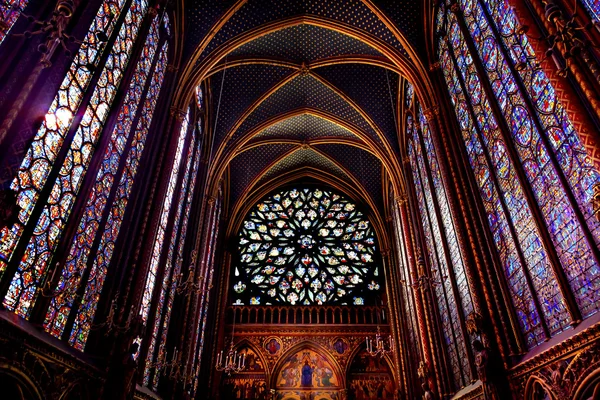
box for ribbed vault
[175,0,434,231]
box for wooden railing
[226,305,388,325]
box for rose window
[232,187,381,305]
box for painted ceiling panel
[371,1,424,55]
[193,0,408,63]
[314,64,400,154]
[314,143,383,209]
[229,74,380,147]
[254,148,353,190]
[184,1,238,57]
[229,143,298,208]
[228,24,383,62]
[250,114,359,142]
[210,64,295,148]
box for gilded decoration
[264,337,283,356]
[509,321,600,399]
[0,313,103,398]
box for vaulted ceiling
[175,1,433,232]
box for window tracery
[406,107,471,389]
[0,0,171,352]
[0,1,28,44]
[437,0,600,348]
[233,187,381,306]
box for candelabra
[40,262,81,298]
[365,325,394,358]
[215,306,245,374]
[215,341,246,375]
[9,0,112,68]
[176,272,208,296]
[92,293,134,336]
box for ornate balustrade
[225,305,388,325]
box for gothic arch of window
[405,87,473,389]
[436,0,600,349]
[232,187,382,306]
[0,0,172,351]
[0,1,28,45]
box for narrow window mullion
[476,0,600,316]
[414,111,476,382]
[442,26,552,343]
[29,8,162,332]
[409,135,466,389]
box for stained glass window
[0,0,28,44]
[145,122,202,388]
[0,0,171,353]
[140,107,191,325]
[582,0,600,22]
[0,0,126,279]
[406,108,471,389]
[404,81,414,109]
[436,0,600,348]
[191,195,222,396]
[196,86,203,109]
[233,187,381,306]
[42,12,164,344]
[390,199,420,364]
[3,0,148,318]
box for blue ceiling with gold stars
[183,1,423,217]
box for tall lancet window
[437,0,600,348]
[0,1,28,44]
[140,104,205,389]
[0,0,171,351]
[406,90,473,389]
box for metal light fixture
[215,341,246,375]
[365,325,394,358]
[215,307,245,375]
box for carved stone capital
[148,6,159,17]
[429,62,441,72]
[170,106,187,120]
[422,106,439,120]
[166,64,178,73]
[395,194,408,205]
